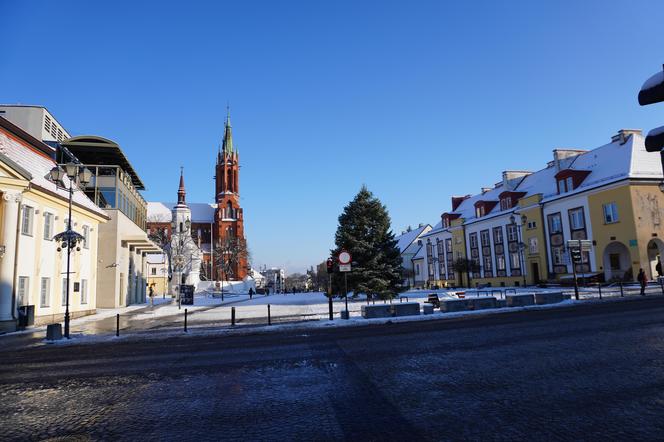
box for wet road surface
[1,297,664,441]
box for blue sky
[2,1,664,273]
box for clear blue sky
[2,1,664,273]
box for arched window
[227,201,233,219]
[227,170,232,192]
[179,222,183,232]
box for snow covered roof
[421,130,663,229]
[395,224,431,253]
[0,119,106,218]
[412,245,425,261]
[147,201,216,223]
[146,254,165,264]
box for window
[44,116,51,133]
[527,221,537,229]
[62,278,68,306]
[500,197,512,211]
[569,207,585,230]
[43,212,54,240]
[493,227,503,244]
[603,203,619,224]
[475,206,485,218]
[40,277,50,307]
[82,225,90,249]
[483,256,492,272]
[480,230,490,247]
[469,233,478,248]
[445,238,452,253]
[510,252,521,269]
[548,213,562,234]
[566,177,573,192]
[529,237,538,254]
[21,206,34,236]
[552,247,564,265]
[18,276,29,306]
[507,225,518,242]
[151,267,157,275]
[415,264,420,276]
[497,255,506,271]
[57,128,63,141]
[50,122,57,138]
[81,279,88,304]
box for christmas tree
[331,186,403,300]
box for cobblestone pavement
[1,297,664,441]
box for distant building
[394,224,432,288]
[260,267,285,294]
[147,254,168,296]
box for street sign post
[566,239,592,300]
[338,250,352,318]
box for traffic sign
[338,250,352,265]
[339,264,351,272]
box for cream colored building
[0,117,107,331]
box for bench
[506,294,535,307]
[391,302,421,317]
[534,292,564,305]
[441,299,467,313]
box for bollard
[620,281,624,297]
[328,295,333,321]
[598,283,602,300]
[231,307,236,326]
[268,304,271,326]
[116,313,120,337]
[660,278,664,296]
[184,309,188,333]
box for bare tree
[213,236,250,281]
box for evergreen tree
[331,186,403,300]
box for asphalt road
[1,297,664,441]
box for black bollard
[620,281,624,297]
[116,313,119,337]
[184,309,188,333]
[328,295,333,321]
[268,304,271,326]
[598,283,602,300]
[660,278,664,296]
[231,307,236,326]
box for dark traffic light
[570,249,582,263]
[326,258,334,273]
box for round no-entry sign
[338,250,351,265]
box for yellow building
[0,117,108,331]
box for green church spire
[222,104,233,155]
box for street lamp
[510,214,528,288]
[48,163,92,338]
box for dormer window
[555,169,591,194]
[441,212,460,229]
[475,206,485,218]
[473,200,498,218]
[500,196,512,211]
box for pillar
[0,190,22,329]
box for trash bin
[18,305,35,327]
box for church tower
[214,108,248,280]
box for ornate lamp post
[510,214,528,288]
[48,163,92,338]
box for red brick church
[147,110,248,281]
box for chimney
[553,149,586,171]
[502,170,532,191]
[611,128,642,145]
[481,187,492,194]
